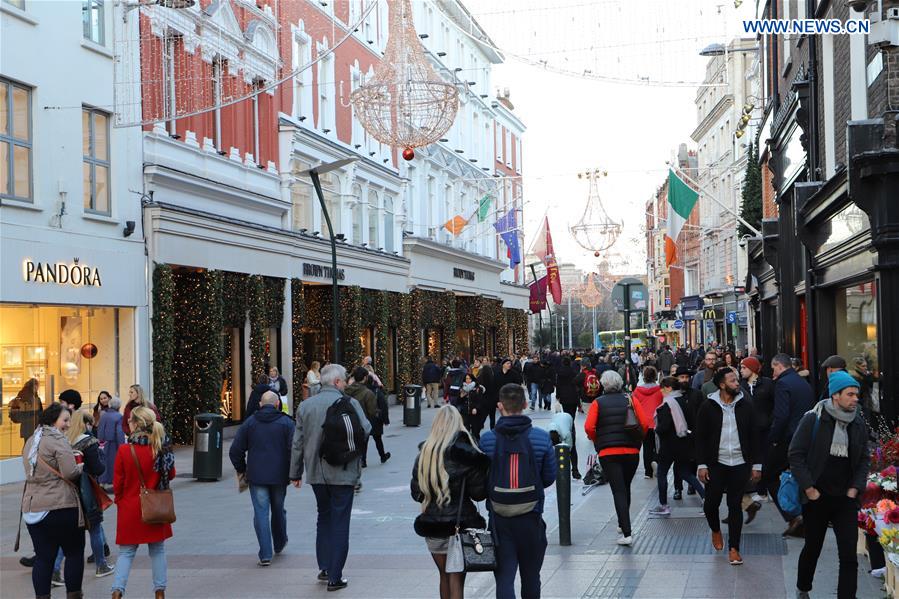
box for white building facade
[0,0,148,481]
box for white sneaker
[616,535,633,546]
[751,493,768,503]
[871,567,886,579]
[617,526,622,534]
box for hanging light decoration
[349,0,459,161]
[579,273,603,309]
[570,168,622,253]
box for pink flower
[876,499,897,514]
[887,508,899,525]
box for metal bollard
[555,443,571,546]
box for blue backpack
[777,413,820,518]
[488,428,543,517]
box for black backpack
[320,396,367,466]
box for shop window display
[835,282,878,373]
[0,304,135,459]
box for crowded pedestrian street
[3,0,899,598]
[0,402,886,599]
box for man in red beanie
[739,357,775,522]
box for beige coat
[21,426,84,527]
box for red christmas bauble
[80,343,98,359]
[402,147,415,161]
[594,251,600,257]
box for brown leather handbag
[129,445,176,524]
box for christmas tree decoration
[578,273,603,309]
[570,169,621,254]
[349,0,458,153]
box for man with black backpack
[289,364,370,592]
[479,383,557,599]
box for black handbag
[450,478,497,572]
[623,396,645,443]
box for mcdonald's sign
[703,308,720,320]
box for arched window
[351,183,363,244]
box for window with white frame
[163,35,177,135]
[317,45,335,133]
[251,79,263,164]
[4,0,25,9]
[352,183,363,244]
[516,138,522,174]
[368,190,379,247]
[782,0,791,66]
[82,0,104,45]
[495,124,502,162]
[292,29,312,120]
[211,57,224,151]
[351,67,363,147]
[383,194,395,252]
[0,78,32,201]
[504,129,511,167]
[82,107,110,214]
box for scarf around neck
[819,399,857,458]
[128,432,175,489]
[657,391,689,438]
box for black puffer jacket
[72,433,106,527]
[410,433,489,538]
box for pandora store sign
[23,259,103,287]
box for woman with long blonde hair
[112,407,175,599]
[122,384,161,436]
[410,406,489,599]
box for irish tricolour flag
[665,169,699,268]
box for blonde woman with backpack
[411,406,489,599]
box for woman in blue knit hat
[788,370,870,599]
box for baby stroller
[581,453,607,495]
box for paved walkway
[0,403,887,598]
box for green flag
[476,195,492,222]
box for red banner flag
[529,275,548,313]
[532,217,562,304]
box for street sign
[726,311,737,324]
[611,278,648,312]
[673,319,684,329]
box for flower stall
[859,427,899,597]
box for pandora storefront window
[0,304,135,459]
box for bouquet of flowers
[859,428,899,554]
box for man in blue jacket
[764,353,815,537]
[480,384,557,599]
[229,391,295,566]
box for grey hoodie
[289,385,371,486]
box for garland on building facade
[506,308,529,356]
[248,275,268,384]
[168,269,224,443]
[151,264,175,433]
[291,279,305,410]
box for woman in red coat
[111,407,175,599]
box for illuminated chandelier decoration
[570,169,622,256]
[578,273,603,309]
[349,0,459,161]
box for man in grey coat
[289,364,370,592]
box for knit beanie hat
[740,357,761,375]
[828,371,859,397]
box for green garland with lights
[248,275,268,384]
[291,279,305,410]
[506,308,529,356]
[151,264,175,432]
[167,269,224,443]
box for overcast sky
[460,0,758,274]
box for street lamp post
[297,157,358,364]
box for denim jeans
[55,524,109,573]
[249,484,288,561]
[657,456,705,505]
[529,383,539,408]
[312,484,355,584]
[111,541,167,593]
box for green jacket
[345,382,378,423]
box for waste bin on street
[403,384,422,427]
[192,413,224,481]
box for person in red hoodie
[585,370,651,546]
[632,366,663,479]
